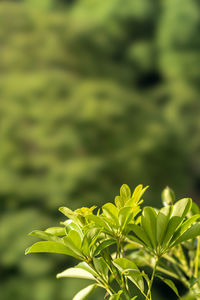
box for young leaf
[162,187,175,206]
[102,203,119,225]
[57,267,96,280]
[156,275,181,299]
[72,284,97,300]
[131,185,149,205]
[119,207,133,231]
[120,184,131,200]
[25,241,78,257]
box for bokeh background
[0,0,200,299]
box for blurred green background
[0,0,200,299]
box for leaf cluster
[26,185,200,299]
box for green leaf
[63,230,83,257]
[162,216,182,247]
[141,207,157,249]
[162,198,192,247]
[59,206,77,221]
[128,224,152,248]
[102,203,119,225]
[170,214,200,245]
[86,215,111,233]
[57,267,96,280]
[120,184,131,199]
[45,227,66,236]
[119,207,133,231]
[93,257,108,280]
[172,198,192,219]
[109,291,123,300]
[156,206,172,245]
[113,258,144,291]
[75,262,98,277]
[72,284,97,300]
[157,275,181,299]
[189,276,200,288]
[131,185,149,205]
[25,241,77,257]
[93,239,116,256]
[29,230,61,242]
[171,223,200,247]
[162,187,175,206]
[65,220,83,239]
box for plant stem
[147,256,159,300]
[195,236,200,278]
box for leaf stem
[147,256,159,300]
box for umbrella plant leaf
[72,284,97,300]
[156,206,172,245]
[29,230,62,242]
[171,223,200,247]
[170,214,200,245]
[156,275,181,299]
[93,239,116,256]
[118,207,133,231]
[25,241,79,258]
[45,227,66,236]
[141,207,157,249]
[113,258,144,291]
[57,267,96,280]
[102,203,119,225]
[109,291,123,300]
[128,224,152,248]
[162,187,175,206]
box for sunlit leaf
[162,187,175,206]
[72,284,97,300]
[25,241,78,257]
[57,267,96,280]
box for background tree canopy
[0,0,200,299]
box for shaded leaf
[93,239,116,256]
[157,275,181,299]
